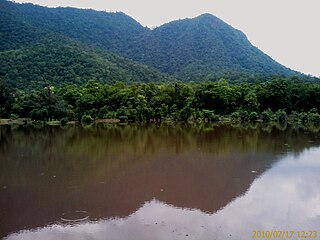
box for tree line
[1,77,320,125]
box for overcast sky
[15,0,320,77]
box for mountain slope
[0,40,174,89]
[131,14,295,80]
[0,0,56,51]
[1,0,299,83]
[0,0,149,54]
[0,0,175,88]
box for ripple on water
[60,211,89,222]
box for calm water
[0,123,320,240]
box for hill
[0,0,55,51]
[0,0,149,53]
[132,14,296,80]
[0,40,174,89]
[0,0,174,88]
[0,0,301,86]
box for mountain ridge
[0,0,306,88]
[0,0,177,88]
[144,13,296,79]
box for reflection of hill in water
[0,124,319,237]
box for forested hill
[0,0,149,53]
[0,40,175,89]
[0,0,308,87]
[0,0,175,88]
[134,14,296,80]
[0,0,55,50]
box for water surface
[0,123,320,239]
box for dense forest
[1,77,320,126]
[0,0,304,83]
[0,40,175,89]
[1,0,320,126]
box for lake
[1,123,320,240]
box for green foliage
[11,86,67,121]
[122,14,296,80]
[308,112,320,125]
[2,76,320,125]
[261,109,274,122]
[0,79,13,118]
[275,109,287,123]
[60,117,69,126]
[299,112,308,123]
[210,114,220,122]
[179,105,194,122]
[199,110,220,122]
[193,80,239,115]
[0,0,307,85]
[116,106,130,122]
[309,108,318,114]
[0,0,147,53]
[201,109,214,122]
[242,91,259,112]
[0,40,174,89]
[81,114,94,125]
[249,112,258,122]
[230,111,241,121]
[289,111,300,123]
[239,110,249,122]
[104,111,117,119]
[9,113,18,120]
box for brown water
[0,123,320,240]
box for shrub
[98,106,109,119]
[230,111,240,121]
[179,105,194,122]
[276,109,287,123]
[116,106,129,121]
[261,109,274,122]
[103,111,116,119]
[202,109,213,120]
[60,117,69,126]
[299,112,308,123]
[249,112,258,122]
[81,115,94,125]
[118,115,128,123]
[240,110,249,122]
[309,108,318,114]
[289,111,300,123]
[210,114,220,122]
[308,113,320,125]
[9,114,19,120]
[67,109,76,121]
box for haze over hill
[0,0,305,88]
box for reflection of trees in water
[1,123,320,185]
[0,126,12,154]
[1,123,320,237]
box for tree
[0,79,13,118]
[241,91,259,113]
[179,105,194,122]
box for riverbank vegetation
[1,77,320,126]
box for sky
[15,0,320,77]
